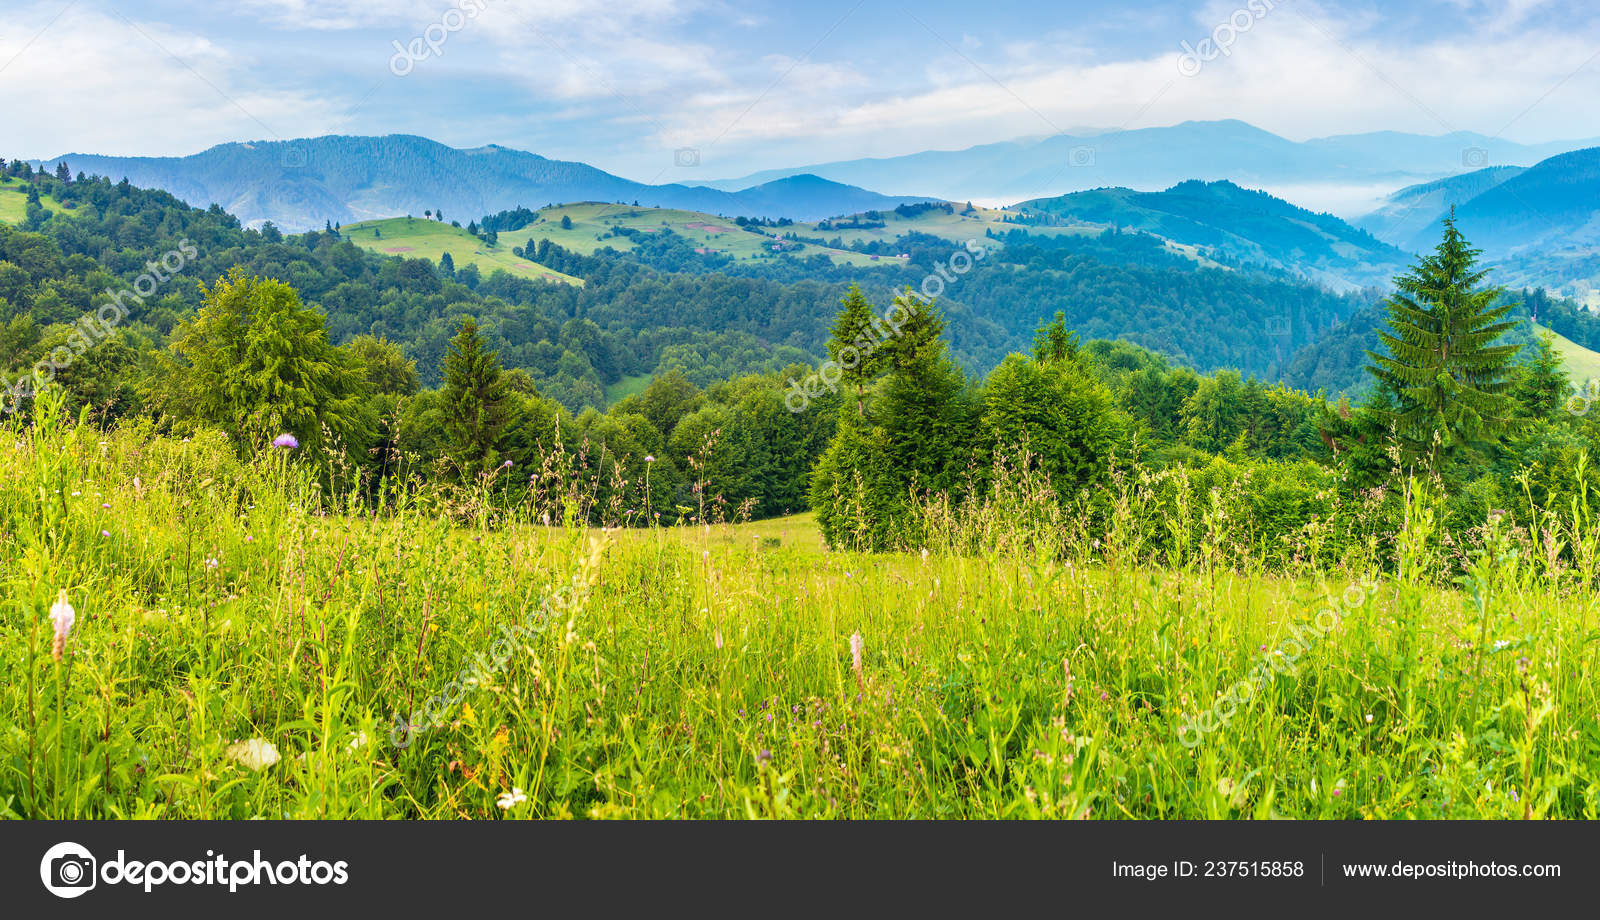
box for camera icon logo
[673,147,700,167]
[1067,145,1096,167]
[281,146,307,169]
[40,842,97,898]
[1462,146,1489,168]
[1569,379,1599,417]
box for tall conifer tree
[1364,213,1520,473]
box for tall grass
[2,403,1598,819]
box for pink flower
[49,590,75,661]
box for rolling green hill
[490,200,1224,273]
[494,202,889,268]
[0,181,70,223]
[1016,180,1408,290]
[1541,323,1600,385]
[340,216,583,285]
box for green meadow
[4,402,1598,820]
[1540,324,1600,386]
[341,216,584,285]
[0,181,69,225]
[495,202,887,267]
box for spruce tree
[1513,333,1570,420]
[876,289,968,492]
[1032,311,1080,364]
[442,318,513,473]
[1364,213,1521,474]
[827,283,884,417]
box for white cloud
[0,5,344,157]
[641,0,1600,176]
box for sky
[2,0,1599,183]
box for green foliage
[980,351,1121,497]
[441,318,513,473]
[152,268,369,453]
[1365,214,1522,474]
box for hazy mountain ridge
[1016,179,1410,289]
[34,135,941,232]
[707,120,1600,213]
[1356,166,1527,247]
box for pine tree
[1513,332,1570,420]
[54,161,70,182]
[441,318,513,473]
[827,283,884,417]
[1364,213,1521,474]
[439,251,455,275]
[876,289,968,492]
[1032,311,1080,364]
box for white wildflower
[226,738,281,772]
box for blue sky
[3,0,1598,181]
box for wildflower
[757,749,772,764]
[1364,714,1374,724]
[644,455,656,463]
[101,503,110,509]
[920,547,929,563]
[225,738,281,771]
[500,459,513,469]
[100,530,110,538]
[849,631,863,680]
[271,433,299,449]
[205,558,219,569]
[1493,639,1511,651]
[714,627,724,650]
[49,589,75,661]
[496,787,528,810]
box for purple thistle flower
[100,529,110,538]
[500,459,513,469]
[271,433,299,449]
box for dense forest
[2,161,1597,547]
